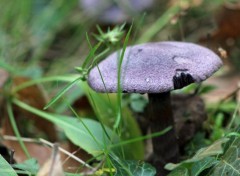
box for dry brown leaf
[2,135,92,173]
[1,76,57,165]
[72,95,95,117]
[198,3,240,71]
[203,73,240,103]
[37,144,64,176]
[213,3,240,40]
[1,76,92,170]
[2,131,52,165]
[62,140,92,172]
[12,77,57,141]
[198,2,240,78]
[199,3,240,45]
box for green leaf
[191,157,218,176]
[211,128,240,176]
[193,138,229,160]
[13,98,120,158]
[167,167,189,176]
[83,83,144,160]
[13,158,39,175]
[111,155,156,176]
[197,85,216,95]
[58,115,119,157]
[0,155,17,176]
[130,94,148,113]
[212,147,240,176]
[218,101,237,113]
[165,138,229,171]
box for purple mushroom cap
[88,41,223,93]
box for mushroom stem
[148,92,179,175]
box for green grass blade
[90,47,110,68]
[12,75,79,93]
[114,23,133,129]
[87,91,111,141]
[95,65,111,103]
[85,32,93,49]
[227,100,240,130]
[136,5,181,43]
[65,98,102,146]
[111,127,171,148]
[6,100,31,159]
[13,98,120,159]
[44,77,82,110]
[82,42,102,69]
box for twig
[2,135,93,169]
[62,148,80,165]
[82,157,106,176]
[49,143,60,176]
[39,138,93,169]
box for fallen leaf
[12,77,58,141]
[203,73,240,103]
[165,138,229,170]
[37,144,64,176]
[1,76,57,165]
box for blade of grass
[106,155,115,176]
[0,60,16,73]
[66,99,115,171]
[82,41,102,69]
[132,13,146,43]
[65,98,104,146]
[111,127,171,148]
[110,153,133,176]
[90,47,110,69]
[13,98,114,157]
[6,100,31,159]
[86,32,93,49]
[95,65,111,104]
[114,23,133,129]
[227,99,240,130]
[136,5,181,43]
[87,91,111,141]
[12,75,79,93]
[44,76,82,110]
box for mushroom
[87,41,223,175]
[79,0,155,24]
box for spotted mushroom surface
[88,41,223,93]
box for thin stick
[39,138,93,169]
[49,143,60,176]
[2,135,93,169]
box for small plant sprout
[93,24,125,44]
[87,41,223,175]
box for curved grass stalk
[6,100,31,159]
